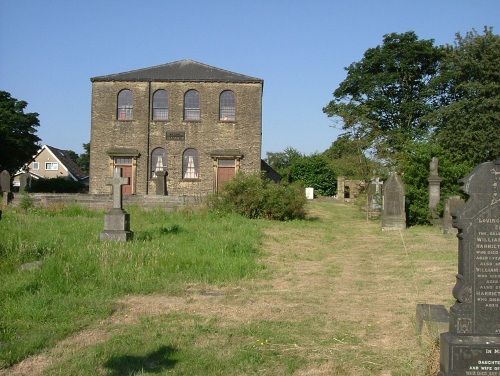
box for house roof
[41,145,88,181]
[90,59,263,83]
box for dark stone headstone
[155,170,168,196]
[439,160,500,376]
[442,196,465,235]
[381,172,406,230]
[0,170,11,193]
[19,172,31,192]
[100,168,133,241]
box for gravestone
[1,170,11,194]
[428,157,443,224]
[100,168,134,241]
[367,177,383,219]
[442,196,465,235]
[19,172,31,192]
[439,160,500,376]
[381,172,406,230]
[1,170,12,214]
[305,187,314,200]
[156,170,168,195]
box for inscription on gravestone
[439,160,500,376]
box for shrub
[209,172,307,220]
[30,177,88,193]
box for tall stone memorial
[439,160,500,376]
[100,168,134,241]
[428,157,443,224]
[381,172,406,230]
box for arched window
[183,148,199,179]
[117,89,133,120]
[151,148,167,178]
[219,90,236,121]
[152,90,169,120]
[184,90,200,121]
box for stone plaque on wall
[166,131,185,141]
[439,160,500,376]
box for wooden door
[217,159,235,191]
[116,165,133,195]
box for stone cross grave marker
[107,168,129,209]
[367,177,383,219]
[100,168,133,241]
[381,172,406,230]
[439,160,500,376]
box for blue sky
[1,1,499,157]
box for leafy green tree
[265,147,303,182]
[323,32,443,164]
[76,142,90,174]
[289,154,337,196]
[0,91,40,174]
[429,27,500,165]
[323,133,381,179]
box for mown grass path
[1,202,457,375]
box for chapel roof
[91,59,263,83]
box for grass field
[0,201,457,375]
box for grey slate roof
[91,59,263,83]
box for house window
[152,90,169,120]
[45,162,58,170]
[183,148,199,179]
[32,162,39,170]
[184,90,200,121]
[117,89,134,120]
[151,148,167,178]
[219,90,236,121]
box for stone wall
[90,80,263,196]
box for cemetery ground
[0,200,457,375]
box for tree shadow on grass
[135,224,182,241]
[103,345,178,375]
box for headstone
[156,170,168,195]
[428,157,443,224]
[442,196,465,235]
[1,170,12,211]
[381,172,406,230]
[19,172,31,192]
[367,177,383,219]
[100,168,134,241]
[1,170,11,193]
[305,187,314,200]
[439,160,500,376]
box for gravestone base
[439,333,500,376]
[416,304,449,336]
[100,208,133,241]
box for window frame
[117,89,134,120]
[184,90,201,121]
[45,162,58,171]
[151,147,167,178]
[152,89,169,121]
[32,162,39,170]
[182,148,200,180]
[219,90,236,121]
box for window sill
[182,178,201,182]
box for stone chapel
[89,59,264,196]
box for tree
[76,142,90,174]
[323,133,380,179]
[323,32,444,164]
[429,27,500,165]
[0,91,41,174]
[289,154,337,196]
[265,147,303,182]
